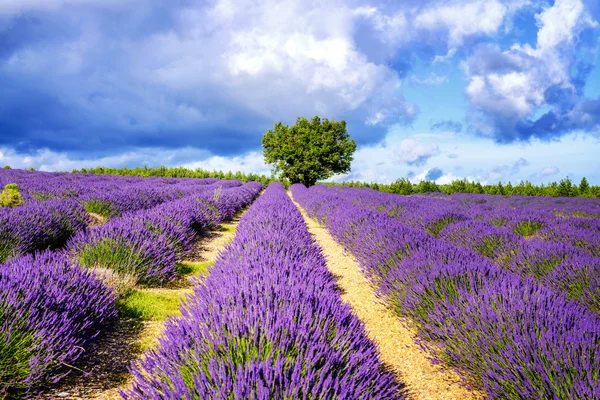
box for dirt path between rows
[41,215,243,400]
[289,192,483,400]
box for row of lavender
[0,168,242,263]
[0,168,218,203]
[0,180,262,396]
[291,184,600,399]
[336,187,600,313]
[124,183,404,399]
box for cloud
[364,93,418,126]
[425,167,444,181]
[463,0,599,142]
[540,165,560,176]
[447,153,459,159]
[0,146,270,174]
[394,138,440,166]
[409,169,466,185]
[433,48,457,64]
[407,74,448,85]
[485,157,530,182]
[430,120,463,133]
[414,0,508,46]
[1,0,420,157]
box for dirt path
[41,215,243,400]
[289,192,483,400]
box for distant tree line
[74,166,278,186]
[71,166,599,198]
[325,176,600,198]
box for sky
[0,0,599,185]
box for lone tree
[262,116,356,186]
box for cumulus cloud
[394,139,440,166]
[540,165,560,176]
[463,0,599,142]
[414,0,508,46]
[1,0,422,156]
[0,0,596,174]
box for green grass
[117,261,211,321]
[117,289,187,321]
[218,224,236,233]
[175,260,213,276]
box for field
[1,169,600,399]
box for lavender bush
[0,251,116,396]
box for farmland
[1,168,600,399]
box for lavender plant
[0,251,116,396]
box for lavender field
[292,184,600,399]
[1,169,600,399]
[0,169,262,397]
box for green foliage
[0,236,18,264]
[0,306,36,394]
[262,116,356,186]
[579,177,590,194]
[83,199,117,218]
[73,165,275,186]
[117,289,183,321]
[557,177,578,197]
[416,180,441,193]
[474,236,505,258]
[0,183,23,208]
[389,178,413,195]
[410,274,469,328]
[426,216,459,237]
[2,165,10,169]
[76,238,142,277]
[72,164,598,199]
[513,220,544,237]
[0,331,35,394]
[323,176,599,198]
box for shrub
[0,183,23,208]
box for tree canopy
[262,116,356,186]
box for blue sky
[0,0,599,184]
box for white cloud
[394,139,440,166]
[540,166,560,176]
[536,0,597,51]
[433,48,457,64]
[407,74,448,85]
[462,0,597,140]
[415,0,507,46]
[142,0,405,122]
[0,147,270,175]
